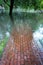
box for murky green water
[0,12,43,58]
[0,13,43,39]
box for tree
[3,0,43,16]
[9,0,14,16]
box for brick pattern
[0,30,43,65]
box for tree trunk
[9,0,14,16]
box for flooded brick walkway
[0,23,43,65]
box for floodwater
[0,12,43,41]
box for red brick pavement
[0,29,43,65]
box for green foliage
[0,0,3,4]
[0,37,8,57]
[40,0,43,8]
[0,0,43,11]
[13,0,43,9]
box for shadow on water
[0,12,43,58]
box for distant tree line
[0,0,43,16]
